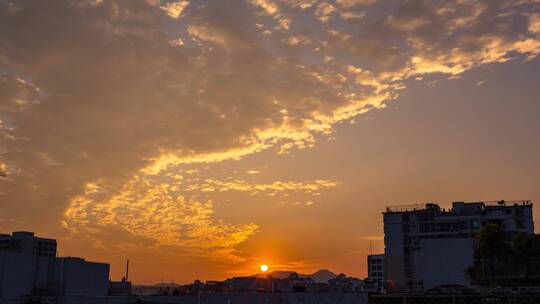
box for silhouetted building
[0,231,113,301]
[0,231,56,257]
[328,274,364,292]
[367,254,385,293]
[0,251,56,299]
[56,257,110,296]
[109,279,132,295]
[226,276,273,292]
[383,200,534,292]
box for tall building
[0,231,57,257]
[367,254,385,293]
[0,231,113,300]
[383,200,534,292]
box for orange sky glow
[1,0,540,284]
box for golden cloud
[1,0,539,271]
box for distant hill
[258,270,296,279]
[255,269,337,283]
[307,269,337,283]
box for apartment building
[0,231,57,257]
[383,200,534,292]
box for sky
[1,0,540,284]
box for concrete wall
[416,238,474,290]
[0,253,110,301]
[0,251,55,299]
[383,213,405,291]
[56,258,110,296]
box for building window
[403,236,411,245]
[403,224,411,233]
[402,213,410,222]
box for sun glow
[260,264,269,272]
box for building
[110,279,132,295]
[55,257,110,296]
[367,254,385,293]
[0,232,57,299]
[328,274,365,292]
[0,231,57,257]
[0,231,113,301]
[383,200,534,292]
[0,250,55,299]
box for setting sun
[260,264,269,272]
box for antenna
[370,241,373,255]
[126,259,130,281]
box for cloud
[315,2,337,23]
[0,0,539,268]
[335,0,377,8]
[286,35,312,46]
[186,178,338,194]
[339,11,365,20]
[63,177,258,262]
[160,0,189,19]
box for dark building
[367,254,385,293]
[0,231,57,257]
[0,231,116,301]
[383,200,534,292]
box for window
[403,235,411,245]
[419,223,434,233]
[403,224,411,233]
[402,213,410,222]
[418,212,435,222]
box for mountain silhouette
[308,269,337,283]
[255,269,337,283]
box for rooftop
[385,200,532,213]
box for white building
[383,200,534,292]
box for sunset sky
[1,0,540,284]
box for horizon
[1,0,540,286]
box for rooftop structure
[383,200,534,292]
[0,231,57,258]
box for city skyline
[1,0,540,284]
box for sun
[260,264,269,272]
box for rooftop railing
[385,200,532,213]
[385,204,429,213]
[482,200,532,207]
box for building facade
[0,231,57,257]
[0,232,113,301]
[383,200,534,292]
[367,254,385,293]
